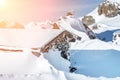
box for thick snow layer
[0,49,53,74]
[0,34,120,80]
[88,9,120,27]
[0,29,62,48]
[63,16,86,32]
[0,46,120,80]
[97,16,120,27]
[44,49,70,72]
[1,1,120,79]
[0,52,68,80]
[85,0,120,27]
[108,0,120,3]
[58,16,90,41]
[91,23,120,34]
[70,39,120,50]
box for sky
[0,0,104,24]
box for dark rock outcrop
[69,66,77,73]
[40,31,82,60]
[82,16,95,25]
[83,24,96,39]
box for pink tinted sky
[0,0,103,23]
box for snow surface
[70,50,120,77]
[44,49,70,72]
[0,29,63,48]
[58,16,90,41]
[0,0,120,80]
[108,0,120,3]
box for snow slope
[0,0,120,80]
[0,50,68,80]
[44,49,70,72]
[58,16,90,41]
[0,24,120,80]
[0,29,62,48]
[87,1,120,27]
[0,47,54,74]
[71,39,120,50]
[1,49,120,80]
[108,0,120,3]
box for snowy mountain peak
[58,15,96,39]
[0,20,24,29]
[98,0,120,17]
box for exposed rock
[92,24,98,30]
[118,5,120,15]
[66,12,73,16]
[82,16,95,25]
[40,30,82,60]
[77,36,81,40]
[83,24,96,39]
[98,0,120,17]
[65,32,74,38]
[98,5,103,15]
[61,51,70,60]
[31,48,41,57]
[69,38,76,42]
[52,23,59,29]
[32,52,41,57]
[0,21,7,28]
[69,67,77,73]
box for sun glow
[0,0,6,7]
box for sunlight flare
[0,0,6,7]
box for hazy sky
[0,0,104,23]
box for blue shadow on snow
[70,50,120,78]
[96,29,120,42]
